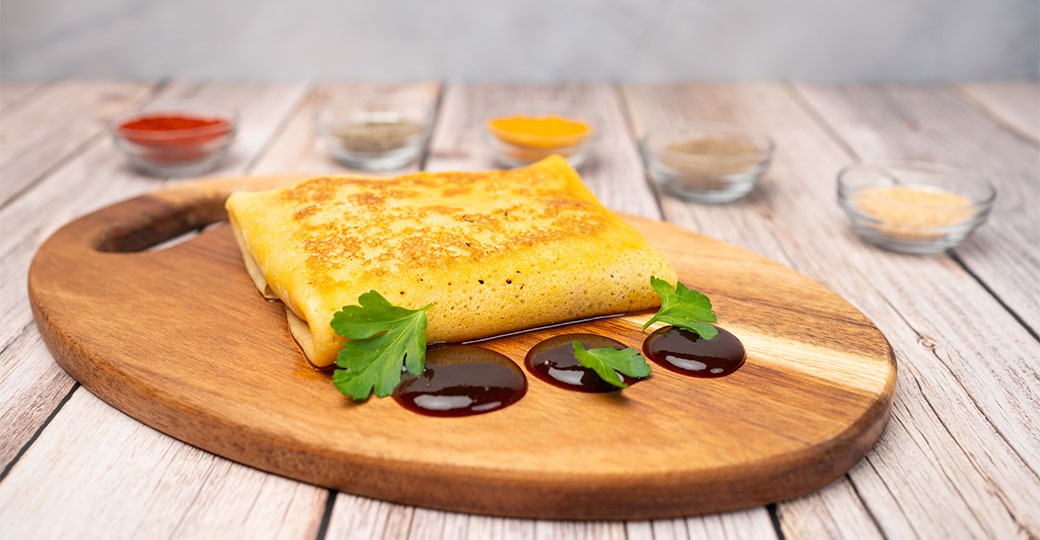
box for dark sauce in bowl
[393,345,526,417]
[642,326,745,378]
[525,333,646,392]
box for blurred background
[2,0,1038,81]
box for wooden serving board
[28,175,895,520]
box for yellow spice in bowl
[854,186,974,240]
[488,115,592,149]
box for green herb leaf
[642,275,719,340]
[572,341,651,389]
[330,290,432,400]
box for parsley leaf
[572,341,651,389]
[642,275,719,340]
[330,291,432,400]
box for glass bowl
[315,97,434,171]
[641,126,773,203]
[483,104,599,168]
[109,103,237,177]
[838,162,995,254]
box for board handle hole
[93,195,228,253]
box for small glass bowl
[838,162,995,254]
[642,126,774,203]
[315,97,434,171]
[109,104,237,177]
[483,105,599,168]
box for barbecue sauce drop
[642,325,745,377]
[525,333,646,392]
[393,345,526,417]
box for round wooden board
[28,175,896,520]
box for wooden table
[1,81,1037,539]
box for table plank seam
[0,381,79,483]
[766,503,787,540]
[951,85,1040,148]
[241,87,312,173]
[0,80,165,213]
[0,132,102,213]
[0,77,57,112]
[904,374,1028,536]
[892,409,1006,536]
[784,81,861,159]
[612,83,667,221]
[858,456,917,539]
[883,295,1040,484]
[786,82,1040,347]
[398,505,418,540]
[0,79,164,212]
[165,458,223,540]
[949,253,1040,343]
[314,488,336,540]
[842,472,889,540]
[416,83,446,171]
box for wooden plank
[0,329,75,471]
[621,83,1040,539]
[793,84,1040,335]
[0,390,326,539]
[0,81,155,207]
[322,493,416,539]
[407,508,471,539]
[0,81,321,538]
[412,82,778,539]
[775,468,884,539]
[0,82,45,110]
[956,82,1040,144]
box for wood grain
[956,82,1040,144]
[27,174,894,519]
[621,82,1040,538]
[0,81,45,111]
[794,83,1040,335]
[0,390,326,539]
[0,82,325,537]
[0,80,155,207]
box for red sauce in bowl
[116,114,233,164]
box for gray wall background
[2,0,1038,81]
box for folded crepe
[226,156,677,367]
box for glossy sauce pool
[525,333,646,392]
[393,345,527,416]
[642,325,745,377]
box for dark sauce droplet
[643,326,745,378]
[525,333,646,392]
[393,345,526,417]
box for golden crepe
[226,156,677,367]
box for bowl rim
[837,160,996,209]
[109,104,238,141]
[641,125,775,163]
